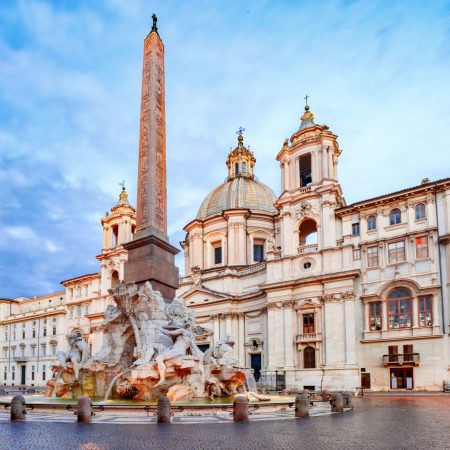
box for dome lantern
[226,129,256,181]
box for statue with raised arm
[154,322,203,386]
[56,332,90,381]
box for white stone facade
[178,106,450,392]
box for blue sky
[1,0,449,298]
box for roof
[196,177,278,220]
[60,272,101,286]
[337,177,450,214]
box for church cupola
[226,129,256,180]
[298,104,315,131]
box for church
[1,20,450,393]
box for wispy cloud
[0,0,449,296]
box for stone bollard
[321,389,331,401]
[294,392,309,418]
[157,395,172,424]
[233,395,250,422]
[10,395,26,421]
[331,392,344,413]
[77,396,93,424]
[345,391,354,409]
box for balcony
[382,353,420,366]
[297,244,318,254]
[13,356,32,362]
[296,332,321,343]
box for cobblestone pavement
[0,395,449,450]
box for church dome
[196,132,278,220]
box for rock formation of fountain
[45,281,248,402]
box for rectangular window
[43,327,47,337]
[77,305,81,317]
[302,313,315,334]
[31,347,36,357]
[367,246,379,267]
[388,241,405,264]
[22,330,25,339]
[41,345,46,356]
[353,249,361,260]
[253,244,264,262]
[84,285,88,295]
[3,368,6,381]
[388,345,398,363]
[31,366,35,381]
[32,329,36,338]
[69,307,74,318]
[51,345,56,356]
[52,326,56,336]
[388,297,412,329]
[84,304,89,316]
[418,295,432,327]
[369,302,382,330]
[42,365,46,381]
[403,344,414,362]
[75,287,81,297]
[3,349,7,358]
[299,154,312,187]
[352,223,360,236]
[415,236,429,259]
[214,246,222,265]
[11,367,15,381]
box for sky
[1,0,449,298]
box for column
[295,157,300,188]
[225,314,232,338]
[231,314,239,358]
[238,313,245,366]
[432,294,439,328]
[412,295,419,328]
[282,211,292,256]
[212,315,220,345]
[343,295,356,365]
[228,223,235,265]
[283,301,295,368]
[266,305,277,370]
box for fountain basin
[0,394,299,417]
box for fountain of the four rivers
[44,15,264,406]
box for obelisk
[123,15,179,299]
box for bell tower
[275,101,345,256]
[97,185,136,295]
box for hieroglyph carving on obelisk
[136,28,167,236]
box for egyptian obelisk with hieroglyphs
[123,15,179,299]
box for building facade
[178,105,450,392]
[1,107,449,392]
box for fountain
[45,281,254,403]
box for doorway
[361,372,371,389]
[250,354,261,381]
[20,365,26,385]
[390,368,413,390]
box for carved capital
[267,302,282,310]
[282,300,296,309]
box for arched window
[235,162,239,176]
[415,203,426,220]
[299,219,317,247]
[111,270,119,289]
[387,288,412,329]
[242,162,246,176]
[367,215,377,231]
[389,208,401,225]
[304,346,316,369]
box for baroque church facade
[177,105,450,392]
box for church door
[250,354,261,381]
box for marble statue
[204,337,239,367]
[56,332,90,381]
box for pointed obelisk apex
[136,15,167,239]
[123,16,179,300]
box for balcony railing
[297,244,318,254]
[13,356,32,362]
[382,353,420,366]
[296,332,321,343]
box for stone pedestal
[123,234,179,300]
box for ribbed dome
[197,177,278,219]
